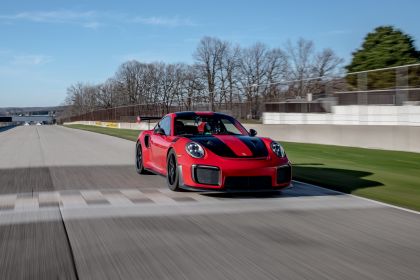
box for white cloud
[83,21,101,29]
[0,49,12,56]
[0,10,196,29]
[0,10,96,23]
[128,16,195,27]
[11,55,52,65]
[0,10,101,29]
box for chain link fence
[264,63,420,113]
[61,101,255,123]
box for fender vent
[144,135,150,148]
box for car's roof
[172,111,232,118]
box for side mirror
[154,127,165,135]
[249,129,257,136]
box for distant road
[0,126,419,279]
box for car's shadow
[199,185,340,200]
[200,191,286,199]
[292,164,383,194]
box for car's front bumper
[178,155,292,191]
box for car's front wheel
[135,142,149,174]
[166,150,182,191]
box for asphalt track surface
[0,125,419,280]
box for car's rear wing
[138,116,162,121]
[136,116,162,130]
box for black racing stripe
[175,112,197,118]
[187,135,268,158]
[188,135,237,157]
[237,136,268,157]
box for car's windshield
[174,115,247,136]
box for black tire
[166,149,182,191]
[135,142,149,174]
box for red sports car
[135,111,292,191]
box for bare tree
[194,37,228,111]
[314,48,344,77]
[96,79,118,108]
[284,39,343,98]
[238,42,270,117]
[65,82,86,115]
[63,36,343,120]
[216,44,241,109]
[182,65,205,110]
[115,60,146,104]
[264,48,288,99]
[65,82,100,115]
[285,38,315,98]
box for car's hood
[186,135,268,158]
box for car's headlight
[271,141,286,157]
[185,142,205,158]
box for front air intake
[277,164,292,184]
[192,165,220,185]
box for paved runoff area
[0,125,419,280]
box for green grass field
[65,124,420,211]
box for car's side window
[159,116,171,136]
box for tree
[97,79,118,108]
[64,82,101,115]
[194,37,228,111]
[181,65,205,110]
[285,38,343,98]
[238,43,270,117]
[115,60,146,104]
[264,48,288,99]
[63,36,344,120]
[346,26,420,89]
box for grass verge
[65,124,140,141]
[65,124,420,211]
[282,142,420,211]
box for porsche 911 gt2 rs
[135,111,292,191]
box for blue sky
[1,0,419,107]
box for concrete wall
[66,121,157,131]
[263,105,420,126]
[65,119,420,153]
[245,124,420,153]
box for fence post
[357,72,368,105]
[396,66,408,105]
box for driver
[197,121,212,135]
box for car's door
[150,116,172,173]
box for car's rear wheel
[167,150,182,191]
[135,142,149,174]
